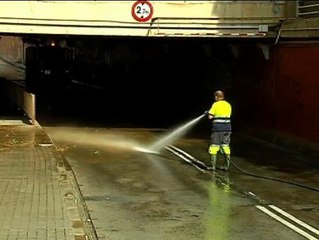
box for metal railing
[297,0,319,18]
[147,17,283,38]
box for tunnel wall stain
[235,43,319,142]
[0,36,24,63]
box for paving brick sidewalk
[0,122,97,240]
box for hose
[163,113,318,193]
[166,144,319,192]
[225,153,319,193]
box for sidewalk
[0,56,96,240]
[0,120,97,240]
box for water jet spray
[133,146,160,155]
[140,113,205,154]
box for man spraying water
[205,90,232,171]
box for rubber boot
[223,155,230,171]
[210,154,217,171]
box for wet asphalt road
[45,126,319,240]
[0,45,317,239]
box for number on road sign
[131,1,154,22]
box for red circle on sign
[131,1,154,22]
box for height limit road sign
[131,0,154,22]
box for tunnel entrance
[24,37,261,130]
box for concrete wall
[235,43,319,142]
[0,36,24,64]
[1,78,36,124]
[0,1,286,37]
[0,1,287,20]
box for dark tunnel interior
[26,37,241,134]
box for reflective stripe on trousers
[209,144,230,155]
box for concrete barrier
[2,79,36,124]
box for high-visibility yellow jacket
[208,100,232,132]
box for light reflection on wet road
[45,127,319,240]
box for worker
[206,90,232,171]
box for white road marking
[165,145,319,240]
[269,205,319,236]
[165,146,206,173]
[256,205,318,240]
